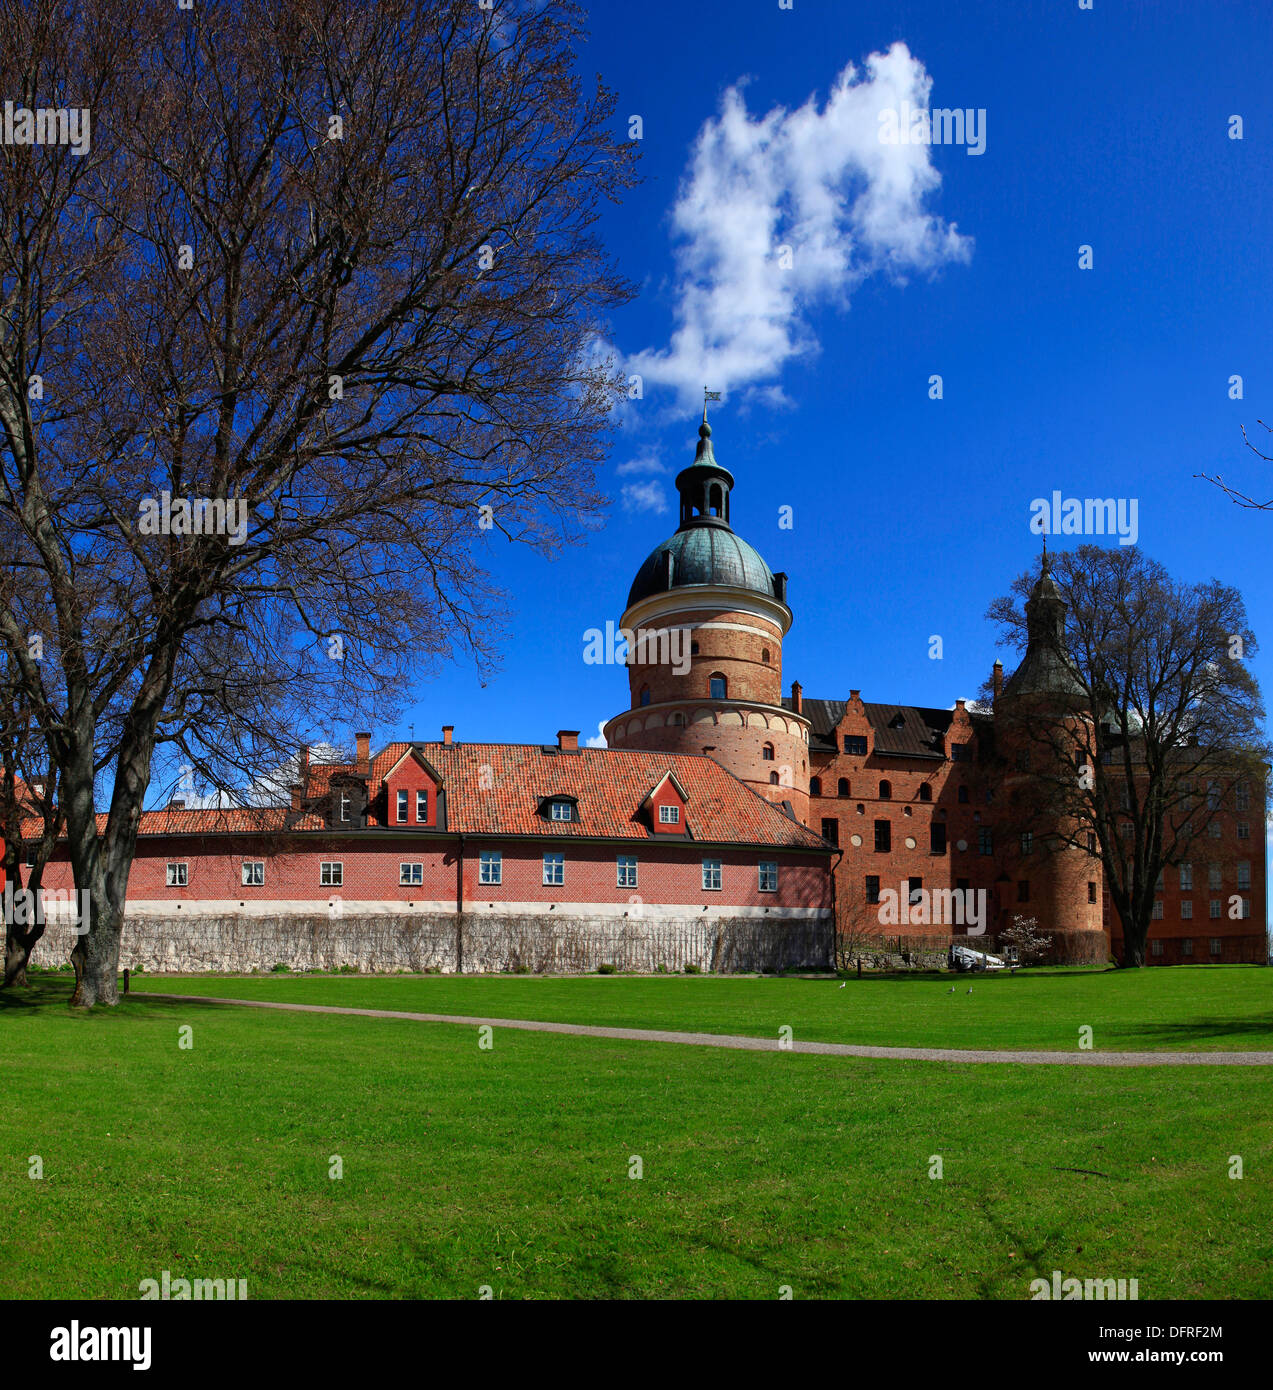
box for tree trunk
[3,919,45,986]
[69,893,121,1007]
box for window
[166,862,188,887]
[768,772,779,785]
[810,777,823,797]
[658,804,680,825]
[1208,820,1222,838]
[1152,899,1163,920]
[865,875,881,905]
[978,828,993,856]
[918,784,932,802]
[702,859,722,891]
[821,818,839,847]
[1209,863,1222,889]
[639,685,651,707]
[709,673,727,700]
[1088,881,1097,904]
[397,789,408,823]
[759,861,778,893]
[844,735,867,756]
[690,641,700,656]
[1017,880,1030,903]
[1210,899,1222,919]
[543,853,565,887]
[950,742,970,762]
[617,856,638,889]
[1210,938,1223,956]
[761,647,770,663]
[400,862,423,886]
[1207,782,1220,811]
[762,743,775,761]
[242,861,264,887]
[321,861,343,886]
[550,800,574,822]
[930,824,947,855]
[907,877,923,906]
[958,786,969,804]
[340,791,351,823]
[1087,832,1097,854]
[879,780,892,799]
[417,789,428,823]
[1236,782,1250,811]
[1182,938,1193,956]
[1179,862,1193,891]
[1181,899,1194,919]
[1021,832,1033,856]
[1237,862,1251,890]
[1241,897,1252,919]
[1237,822,1250,840]
[1151,938,1164,957]
[479,851,502,885]
[874,820,891,853]
[838,778,850,797]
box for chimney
[791,680,803,714]
[992,660,1003,701]
[849,689,860,702]
[355,731,370,771]
[442,725,453,746]
[168,798,185,811]
[557,730,579,752]
[956,699,966,712]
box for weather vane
[703,386,722,421]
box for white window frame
[397,789,408,823]
[1178,862,1192,891]
[321,861,343,887]
[543,852,565,887]
[417,789,428,823]
[479,851,501,886]
[616,855,637,889]
[550,800,573,822]
[399,862,423,886]
[241,861,264,887]
[1152,899,1164,920]
[758,861,778,893]
[1209,899,1222,919]
[166,862,188,887]
[1180,900,1193,919]
[658,804,680,825]
[1237,861,1251,890]
[702,859,722,892]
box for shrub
[683,963,701,975]
[597,962,617,975]
[271,963,291,973]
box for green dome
[627,526,778,609]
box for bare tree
[1197,419,1273,510]
[0,0,636,1005]
[986,546,1269,968]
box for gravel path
[139,992,1273,1066]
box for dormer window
[889,713,905,730]
[416,789,428,823]
[550,800,574,822]
[397,789,408,823]
[340,791,351,823]
[659,804,680,825]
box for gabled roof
[784,698,981,759]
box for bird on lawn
[838,981,846,989]
[967,987,973,995]
[947,987,955,994]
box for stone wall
[29,911,834,975]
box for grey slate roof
[784,698,989,759]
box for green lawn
[3,973,1272,1299]
[127,963,1273,1052]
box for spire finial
[703,386,722,429]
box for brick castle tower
[603,412,811,822]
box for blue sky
[402,0,1272,763]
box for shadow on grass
[0,975,242,1016]
[1106,1016,1273,1047]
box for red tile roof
[17,744,829,851]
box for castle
[5,415,1265,972]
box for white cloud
[584,719,608,748]
[621,479,669,514]
[627,42,972,410]
[616,452,668,476]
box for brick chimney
[557,730,579,752]
[955,699,966,712]
[442,725,453,746]
[992,660,1003,701]
[355,731,370,772]
[791,680,803,714]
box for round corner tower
[993,549,1105,956]
[603,413,811,822]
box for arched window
[918,784,932,803]
[769,772,779,785]
[639,685,650,707]
[761,647,770,664]
[879,780,892,799]
[809,777,823,797]
[691,641,700,656]
[709,672,727,700]
[762,743,775,761]
[837,778,850,797]
[670,711,685,727]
